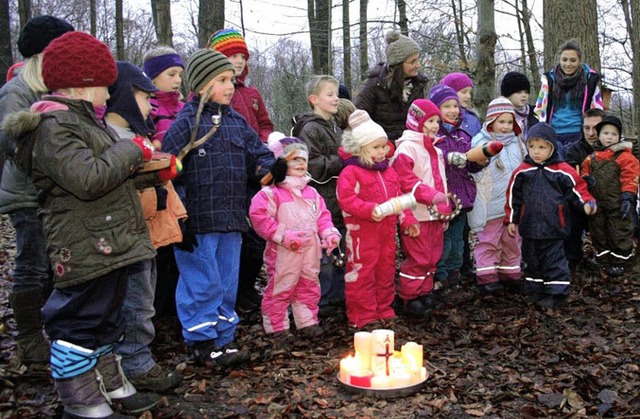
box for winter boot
[96,353,162,415]
[55,368,133,419]
[8,287,50,365]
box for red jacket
[232,74,273,142]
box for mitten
[175,220,198,252]
[132,136,154,162]
[271,157,289,185]
[620,192,636,220]
[321,233,341,255]
[583,200,597,215]
[431,191,447,205]
[431,192,452,216]
[447,151,467,168]
[282,230,311,251]
[582,175,596,190]
[158,155,180,182]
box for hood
[291,112,327,137]
[593,139,633,153]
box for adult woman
[355,31,428,144]
[535,40,603,156]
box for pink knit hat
[440,72,474,92]
[406,99,441,132]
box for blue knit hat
[428,84,459,108]
[526,122,557,155]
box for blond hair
[305,75,338,108]
[335,99,356,130]
[143,45,180,62]
[20,54,47,94]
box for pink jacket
[150,91,184,145]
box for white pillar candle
[371,329,394,376]
[371,374,393,389]
[354,332,372,371]
[392,369,413,388]
[339,355,357,382]
[401,341,423,369]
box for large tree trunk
[308,0,331,74]
[152,0,174,46]
[521,0,540,94]
[0,0,11,86]
[397,0,408,35]
[17,0,30,29]
[342,0,351,91]
[475,0,496,117]
[198,0,224,48]
[543,0,600,72]
[115,0,125,60]
[359,0,368,82]
[622,0,640,135]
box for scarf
[552,64,586,104]
[343,156,389,172]
[279,175,311,198]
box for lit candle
[354,332,372,370]
[391,368,413,388]
[339,355,358,382]
[371,374,392,389]
[371,329,394,376]
[349,370,373,387]
[401,342,423,370]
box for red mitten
[132,136,154,162]
[282,231,311,252]
[158,155,179,181]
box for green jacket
[4,96,156,288]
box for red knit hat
[42,32,117,91]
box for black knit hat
[18,15,74,58]
[500,71,531,98]
[185,49,234,94]
[595,115,622,137]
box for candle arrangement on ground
[337,329,428,398]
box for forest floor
[1,213,639,418]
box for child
[4,31,160,417]
[428,84,483,290]
[500,71,538,140]
[506,123,596,309]
[292,75,345,313]
[208,28,275,314]
[468,97,526,294]
[249,136,340,340]
[142,46,185,149]
[335,98,356,131]
[162,49,275,367]
[440,72,481,137]
[391,99,451,318]
[337,110,419,329]
[581,116,639,277]
[105,61,184,392]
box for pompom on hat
[428,84,460,108]
[267,132,308,159]
[500,71,531,97]
[207,28,250,60]
[385,31,420,66]
[18,15,74,58]
[406,99,441,132]
[42,31,117,90]
[440,72,474,92]
[483,96,522,135]
[342,110,387,155]
[185,49,234,94]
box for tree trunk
[308,0,331,74]
[397,0,408,35]
[152,0,174,46]
[198,0,224,48]
[543,0,600,73]
[475,0,496,118]
[359,0,368,82]
[622,0,640,135]
[521,0,540,94]
[451,0,468,70]
[115,0,125,60]
[342,0,351,91]
[89,0,96,36]
[0,0,11,85]
[17,0,30,29]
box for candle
[354,332,372,370]
[391,368,413,388]
[371,375,392,389]
[339,355,358,382]
[371,329,394,376]
[349,370,373,387]
[401,342,423,370]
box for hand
[175,221,198,252]
[271,157,289,185]
[404,223,420,237]
[507,223,516,237]
[583,200,597,215]
[282,230,312,252]
[132,136,154,162]
[620,192,636,220]
[321,233,341,255]
[582,175,596,190]
[158,155,180,182]
[447,151,467,168]
[372,209,384,222]
[431,191,447,205]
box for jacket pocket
[83,209,135,256]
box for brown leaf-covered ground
[1,213,639,418]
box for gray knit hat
[185,49,234,94]
[385,31,420,66]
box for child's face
[421,115,440,138]
[507,90,530,108]
[199,70,235,104]
[559,49,581,76]
[153,66,183,93]
[362,138,388,163]
[134,89,153,120]
[457,87,472,109]
[286,155,308,177]
[309,82,339,119]
[598,124,620,147]
[439,99,459,122]
[227,53,247,77]
[491,113,514,135]
[527,138,553,164]
[582,116,602,145]
[402,53,421,78]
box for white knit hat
[342,110,387,154]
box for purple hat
[440,72,474,92]
[428,84,459,108]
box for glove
[447,151,467,168]
[431,191,447,205]
[620,192,636,220]
[430,191,452,216]
[132,136,154,162]
[583,200,597,215]
[582,175,596,190]
[158,155,180,182]
[282,230,311,252]
[321,233,341,255]
[270,157,289,185]
[175,220,198,252]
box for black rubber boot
[8,287,50,365]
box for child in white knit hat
[337,110,419,330]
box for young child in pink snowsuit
[250,136,341,338]
[391,99,452,319]
[337,110,419,330]
[143,46,185,149]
